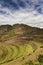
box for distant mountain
[0,24,43,42]
[0,24,43,35]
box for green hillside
[0,24,43,41]
[0,24,43,65]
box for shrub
[38,55,43,63]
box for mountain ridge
[0,24,43,43]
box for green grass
[0,40,43,65]
[0,42,34,64]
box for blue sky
[0,0,43,28]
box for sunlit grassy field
[0,42,33,64]
[0,24,43,65]
[0,40,43,65]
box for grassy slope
[0,24,43,65]
[0,24,43,39]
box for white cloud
[0,4,43,28]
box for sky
[0,0,43,28]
